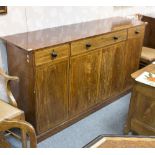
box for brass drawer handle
[85,43,92,49]
[51,51,58,59]
[113,36,119,40]
[135,31,140,34]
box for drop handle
[86,43,92,49]
[135,31,140,34]
[113,36,118,40]
[51,51,58,59]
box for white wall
[0,6,155,101]
[26,6,113,32]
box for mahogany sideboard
[1,17,146,142]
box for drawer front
[71,30,127,56]
[35,44,70,66]
[128,25,145,39]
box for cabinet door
[127,83,155,134]
[69,49,101,117]
[35,61,68,134]
[98,42,126,102]
[124,36,144,89]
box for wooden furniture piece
[140,47,155,68]
[0,68,37,148]
[0,6,7,14]
[124,64,155,136]
[0,134,12,148]
[141,13,155,49]
[1,17,146,142]
[84,135,155,148]
[138,14,155,67]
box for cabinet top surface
[1,16,144,51]
[131,64,155,79]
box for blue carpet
[8,93,131,148]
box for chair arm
[0,68,19,107]
[0,120,37,148]
[0,68,19,81]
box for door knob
[51,51,58,59]
[135,31,140,34]
[86,43,92,49]
[113,36,118,40]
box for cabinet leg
[123,124,131,135]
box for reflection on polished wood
[2,17,146,141]
[1,17,144,51]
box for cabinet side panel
[124,36,144,89]
[6,43,36,127]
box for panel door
[126,83,155,135]
[123,36,144,89]
[69,49,102,117]
[98,42,126,102]
[35,60,69,134]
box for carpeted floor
[8,93,131,148]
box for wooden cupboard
[123,26,145,89]
[1,17,146,141]
[35,60,69,133]
[98,42,126,102]
[69,49,101,117]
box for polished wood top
[131,64,155,79]
[90,137,155,148]
[85,135,155,148]
[1,16,144,52]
